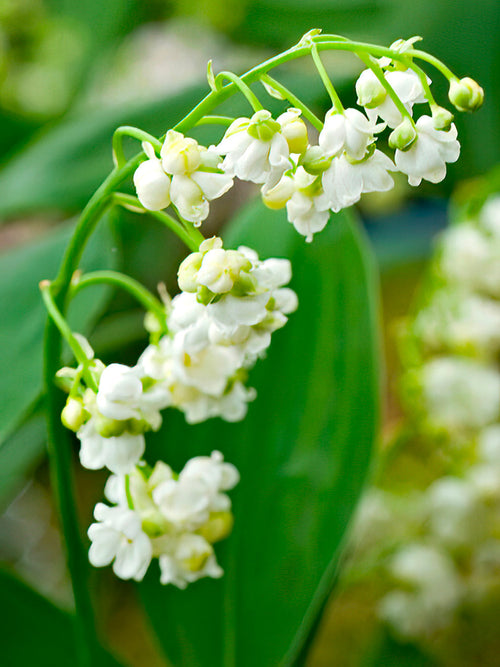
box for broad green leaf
[0,215,117,446]
[0,412,46,510]
[0,569,124,667]
[138,200,380,667]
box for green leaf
[362,628,437,667]
[0,569,124,667]
[0,215,117,447]
[138,200,381,666]
[0,412,46,510]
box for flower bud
[356,70,387,109]
[278,109,308,155]
[246,110,281,142]
[161,130,203,174]
[432,106,454,130]
[300,146,332,174]
[133,159,171,211]
[178,252,203,292]
[448,77,484,112]
[197,511,234,543]
[262,174,294,209]
[61,398,86,432]
[388,117,417,151]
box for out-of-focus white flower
[357,68,428,128]
[395,116,460,186]
[77,419,145,474]
[477,425,500,465]
[181,450,240,493]
[216,109,291,189]
[96,363,143,421]
[319,107,381,160]
[413,290,500,356]
[88,503,152,581]
[439,224,500,297]
[379,543,462,638]
[479,195,500,238]
[133,142,171,210]
[157,533,223,588]
[421,356,500,431]
[426,477,481,547]
[322,150,395,212]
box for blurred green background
[0,0,499,666]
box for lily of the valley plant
[40,27,482,662]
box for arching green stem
[259,73,323,131]
[112,126,163,168]
[357,52,416,128]
[70,271,167,330]
[311,44,344,113]
[41,281,98,392]
[215,71,264,112]
[195,115,235,127]
[112,192,204,252]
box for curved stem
[406,48,457,81]
[113,192,203,252]
[357,52,416,127]
[311,44,344,113]
[215,71,264,112]
[259,73,323,131]
[195,115,235,127]
[71,270,167,328]
[40,281,98,392]
[112,126,163,168]
[401,60,436,110]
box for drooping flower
[395,116,460,186]
[319,107,381,160]
[322,149,395,212]
[216,109,292,190]
[133,142,171,211]
[356,68,428,129]
[77,419,146,474]
[157,533,223,588]
[88,503,152,581]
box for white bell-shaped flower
[279,167,331,242]
[158,533,223,588]
[319,107,380,160]
[160,130,203,174]
[181,450,240,493]
[322,150,395,212]
[216,110,291,189]
[133,142,171,211]
[96,363,143,421]
[395,116,460,186]
[88,503,152,581]
[153,476,212,530]
[358,68,428,129]
[77,419,145,474]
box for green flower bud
[432,106,454,130]
[448,77,484,112]
[279,109,309,154]
[388,117,417,151]
[356,75,387,109]
[246,110,280,142]
[197,511,234,543]
[262,174,294,210]
[61,398,86,432]
[177,251,203,292]
[95,415,127,438]
[300,146,332,174]
[196,284,217,305]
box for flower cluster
[88,451,239,586]
[131,37,482,243]
[347,194,500,642]
[58,237,296,583]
